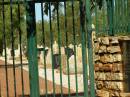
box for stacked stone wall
[94,37,124,97]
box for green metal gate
[0,0,95,97]
[26,0,95,97]
[0,0,130,97]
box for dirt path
[0,60,73,97]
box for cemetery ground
[0,42,90,97]
[0,59,76,97]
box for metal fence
[0,0,129,97]
[92,0,130,36]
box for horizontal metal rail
[0,0,79,5]
[0,63,28,68]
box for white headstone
[53,41,59,54]
[46,48,52,65]
[61,47,65,54]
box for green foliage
[0,0,130,51]
[0,3,25,49]
[0,0,104,49]
[36,2,81,46]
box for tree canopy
[0,2,26,51]
[0,0,129,53]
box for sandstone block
[100,54,122,63]
[104,81,124,91]
[100,54,113,63]
[94,55,100,62]
[113,54,122,62]
[95,72,105,80]
[103,64,113,71]
[96,81,104,89]
[110,37,119,44]
[120,93,130,97]
[96,90,109,97]
[95,72,123,81]
[111,73,123,80]
[101,37,109,45]
[99,45,107,53]
[107,46,121,53]
[94,62,103,71]
[95,63,123,72]
[112,63,123,72]
[109,91,120,97]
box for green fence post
[107,0,114,36]
[80,1,88,97]
[128,23,130,32]
[85,0,96,97]
[26,1,40,97]
[128,0,130,32]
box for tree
[38,0,104,46]
[0,1,25,50]
[43,0,103,15]
[36,1,83,46]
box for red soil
[0,60,73,97]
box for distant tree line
[0,0,130,54]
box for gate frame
[25,0,96,97]
[26,1,40,97]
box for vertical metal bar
[125,0,128,32]
[117,0,120,33]
[102,0,106,33]
[17,0,25,96]
[112,0,115,34]
[124,0,127,32]
[115,0,119,33]
[10,0,17,96]
[119,0,122,32]
[71,0,78,96]
[123,0,125,32]
[85,0,96,96]
[48,3,55,97]
[119,0,122,33]
[56,3,63,97]
[122,0,125,32]
[107,0,114,36]
[128,0,130,32]
[41,3,48,97]
[2,0,9,96]
[114,0,117,33]
[26,1,40,97]
[79,0,88,97]
[126,0,129,32]
[114,0,116,33]
[120,0,122,32]
[111,0,114,34]
[119,0,123,32]
[64,1,71,97]
[95,3,99,35]
[118,0,121,32]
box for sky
[35,3,64,22]
[35,3,49,22]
